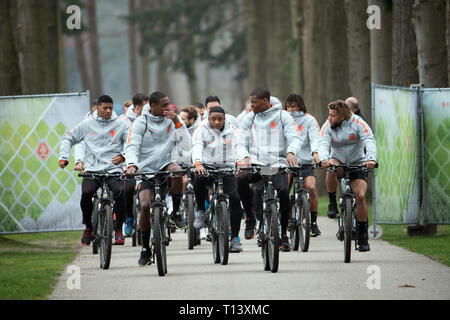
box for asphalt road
[49,216,450,300]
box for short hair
[285,94,307,113]
[208,106,225,115]
[98,95,113,105]
[181,106,198,121]
[123,100,132,108]
[328,100,352,120]
[345,97,359,111]
[250,88,270,101]
[132,93,150,107]
[149,91,167,105]
[193,102,205,109]
[205,96,221,106]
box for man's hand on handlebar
[126,165,137,175]
[363,160,377,169]
[194,162,207,175]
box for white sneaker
[199,228,207,240]
[194,210,206,229]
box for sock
[141,231,150,249]
[328,192,336,204]
[171,194,182,214]
[311,212,317,223]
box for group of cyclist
[58,87,377,267]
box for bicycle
[286,164,319,252]
[131,183,141,247]
[78,172,123,270]
[179,164,200,250]
[129,169,187,276]
[239,166,282,273]
[322,163,378,263]
[201,164,235,265]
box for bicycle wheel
[91,197,100,254]
[211,207,221,264]
[99,203,113,269]
[344,198,353,263]
[186,194,196,250]
[132,193,139,247]
[299,192,311,252]
[289,199,300,251]
[152,207,166,276]
[267,202,280,273]
[217,200,230,265]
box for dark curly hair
[284,94,307,113]
[328,100,352,120]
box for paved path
[49,217,450,300]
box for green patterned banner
[422,89,450,224]
[0,93,89,233]
[373,85,420,224]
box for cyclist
[180,106,199,136]
[122,93,150,237]
[58,95,130,246]
[319,100,377,252]
[192,106,244,252]
[202,96,240,129]
[284,94,321,237]
[236,88,302,252]
[125,91,190,266]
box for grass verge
[0,231,80,300]
[317,196,450,267]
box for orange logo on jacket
[110,130,116,138]
[349,134,356,140]
[271,121,277,129]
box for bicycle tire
[211,206,221,264]
[289,199,300,251]
[344,198,353,263]
[152,207,166,276]
[268,202,279,273]
[218,200,230,265]
[299,192,311,252]
[99,203,113,270]
[132,193,138,247]
[91,197,100,254]
[186,194,196,250]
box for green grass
[317,196,450,267]
[0,231,81,300]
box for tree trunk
[87,0,103,99]
[157,53,171,97]
[392,0,419,87]
[139,0,150,93]
[244,0,269,91]
[447,0,450,87]
[128,0,138,95]
[368,0,393,85]
[0,0,22,95]
[345,0,371,123]
[290,0,303,95]
[413,0,448,87]
[74,33,91,91]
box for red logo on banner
[37,141,50,160]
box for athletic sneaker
[138,247,152,266]
[81,228,92,245]
[124,217,134,237]
[200,227,208,240]
[114,229,125,245]
[170,212,187,229]
[357,224,370,252]
[194,210,207,229]
[310,222,321,237]
[230,237,243,253]
[280,235,292,252]
[244,218,256,240]
[327,203,338,219]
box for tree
[447,0,450,86]
[392,0,419,87]
[345,0,371,121]
[87,0,103,99]
[368,0,393,85]
[128,0,138,95]
[413,0,448,87]
[0,0,22,95]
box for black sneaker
[244,218,256,240]
[138,247,152,266]
[280,235,292,252]
[170,212,187,229]
[327,203,338,219]
[81,228,92,246]
[310,222,321,237]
